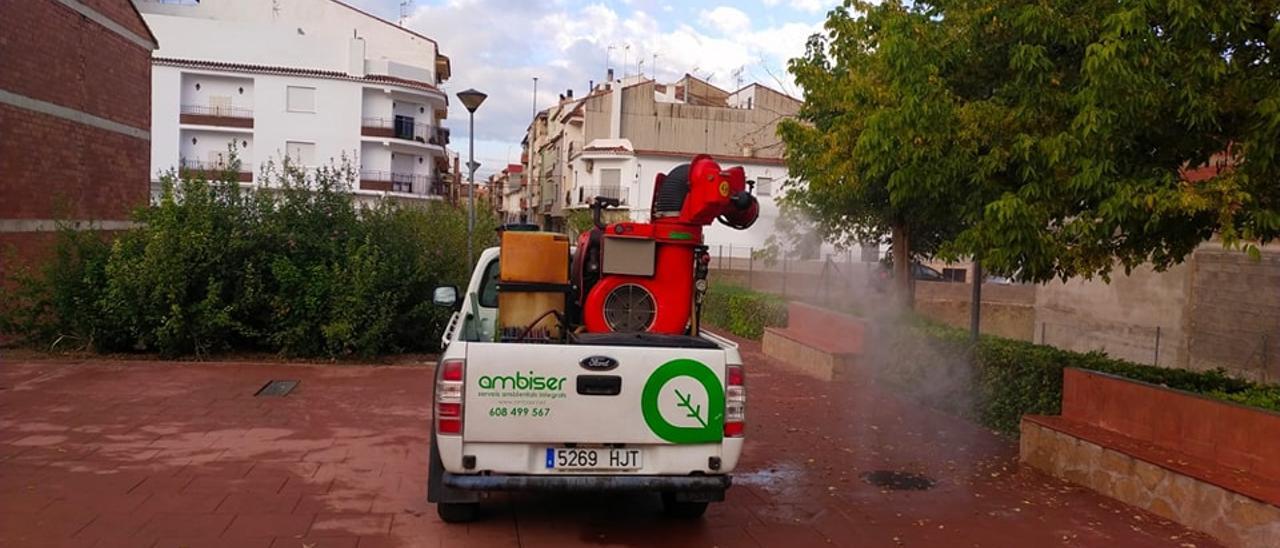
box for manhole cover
[861,470,935,491]
[255,380,299,397]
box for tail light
[436,359,465,435]
[724,364,745,437]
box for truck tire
[437,501,479,523]
[661,492,709,519]
[427,431,481,522]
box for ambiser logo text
[477,372,567,391]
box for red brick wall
[0,104,149,222]
[0,1,152,129]
[79,0,156,42]
[0,0,152,280]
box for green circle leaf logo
[641,359,725,444]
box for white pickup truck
[426,246,746,522]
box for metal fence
[181,104,253,119]
[706,245,881,313]
[574,186,627,206]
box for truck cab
[427,246,746,522]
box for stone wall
[1186,248,1280,382]
[1022,421,1280,547]
[1034,262,1191,368]
[914,299,1035,341]
[1033,244,1280,380]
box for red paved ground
[0,337,1216,547]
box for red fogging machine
[496,154,759,341]
[572,154,759,335]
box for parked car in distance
[870,262,949,292]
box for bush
[701,282,788,339]
[1,158,497,358]
[0,228,111,349]
[879,318,1280,436]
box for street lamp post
[456,88,487,269]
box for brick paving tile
[273,537,360,548]
[1,338,1227,548]
[215,492,304,514]
[152,537,274,548]
[310,512,395,536]
[223,512,317,538]
[135,512,235,539]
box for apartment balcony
[361,116,443,147]
[359,170,447,196]
[573,185,628,207]
[179,159,252,182]
[180,105,253,129]
[433,127,450,146]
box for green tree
[779,1,981,305]
[782,0,1280,292]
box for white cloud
[790,0,833,13]
[698,6,752,36]
[403,0,821,177]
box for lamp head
[456,88,487,113]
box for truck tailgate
[463,342,727,445]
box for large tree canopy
[780,0,1280,283]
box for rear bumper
[442,472,730,499]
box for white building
[136,0,453,202]
[523,73,809,255]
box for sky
[343,0,839,178]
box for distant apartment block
[135,0,453,202]
[521,72,802,250]
[0,0,156,279]
[490,164,526,224]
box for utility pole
[970,259,982,343]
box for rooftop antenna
[732,66,744,90]
[623,44,631,78]
[652,53,659,81]
[398,0,412,26]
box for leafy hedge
[1,160,497,358]
[701,282,788,339]
[880,319,1280,435]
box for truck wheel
[437,502,479,523]
[660,493,709,519]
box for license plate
[546,447,642,470]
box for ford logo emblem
[580,355,619,371]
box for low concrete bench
[1021,368,1280,547]
[761,302,865,381]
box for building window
[756,176,773,197]
[286,141,316,166]
[286,86,316,113]
[600,168,621,189]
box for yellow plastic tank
[497,231,569,341]
[499,231,570,283]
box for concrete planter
[761,302,864,381]
[1021,368,1280,547]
